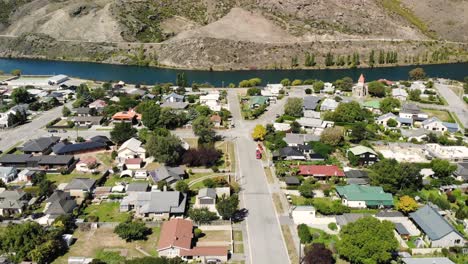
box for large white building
[425,144,468,162]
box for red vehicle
[256,149,262,159]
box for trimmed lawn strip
[264,167,274,184]
[234,243,244,254]
[233,230,243,242]
[281,225,299,264]
[272,193,285,214]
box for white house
[48,75,69,85]
[134,170,148,180]
[376,113,400,127]
[291,206,316,225]
[422,117,459,133]
[199,91,221,111]
[392,88,408,101]
[320,98,338,112]
[117,138,146,161]
[264,84,284,95]
[0,167,17,183]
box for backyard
[422,108,455,123]
[46,172,103,185]
[80,202,130,222]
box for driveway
[435,81,468,128]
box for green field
[81,202,130,222]
[422,108,455,123]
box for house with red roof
[158,219,228,263]
[297,165,345,180]
[124,158,143,170]
[112,108,142,123]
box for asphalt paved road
[435,81,468,128]
[227,90,290,264]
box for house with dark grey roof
[453,163,468,181]
[335,213,367,229]
[69,116,104,128]
[150,166,186,185]
[44,190,77,221]
[284,176,300,186]
[303,96,321,111]
[89,135,113,147]
[74,107,95,117]
[194,188,218,213]
[22,136,60,155]
[0,189,29,216]
[284,133,319,147]
[344,170,369,185]
[160,102,189,110]
[273,146,306,161]
[0,154,75,172]
[126,182,149,193]
[64,178,96,199]
[120,191,187,220]
[410,203,465,247]
[164,92,185,103]
[52,141,107,155]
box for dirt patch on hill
[171,8,297,43]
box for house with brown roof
[210,114,222,128]
[112,109,141,123]
[157,218,228,263]
[297,165,345,180]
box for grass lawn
[198,230,231,242]
[234,243,244,254]
[0,141,24,157]
[233,230,243,242]
[52,226,155,264]
[96,152,114,167]
[145,162,161,171]
[81,202,130,222]
[272,193,284,214]
[215,141,236,172]
[308,227,339,247]
[264,167,274,184]
[291,195,314,206]
[46,172,103,185]
[281,225,299,264]
[422,108,455,122]
[406,236,419,249]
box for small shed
[284,176,300,186]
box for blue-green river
[0,58,467,86]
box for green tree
[29,239,64,264]
[387,118,398,127]
[291,56,299,68]
[334,77,353,91]
[137,101,161,130]
[409,89,421,101]
[175,181,189,193]
[216,194,239,220]
[337,217,398,264]
[0,222,46,261]
[176,72,188,88]
[291,79,303,86]
[378,50,385,64]
[367,81,386,97]
[313,81,324,93]
[350,122,372,143]
[247,87,261,96]
[325,52,334,66]
[280,78,291,87]
[111,122,137,144]
[188,208,219,224]
[90,87,106,100]
[430,159,457,178]
[11,87,32,104]
[369,50,375,67]
[320,127,343,146]
[146,134,184,165]
[10,69,21,76]
[284,98,304,117]
[303,243,334,264]
[304,52,316,67]
[369,159,422,194]
[325,101,372,123]
[192,116,216,144]
[114,221,151,242]
[409,67,426,80]
[396,195,418,214]
[380,97,401,113]
[62,106,71,117]
[299,180,316,198]
[297,224,312,243]
[102,82,112,90]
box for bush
[328,222,337,231]
[291,79,303,86]
[194,228,203,238]
[114,222,151,242]
[298,224,312,243]
[182,147,222,167]
[305,88,312,94]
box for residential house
[303,110,321,119]
[18,169,38,182]
[400,128,431,142]
[320,98,338,112]
[409,81,426,91]
[399,103,429,122]
[21,136,60,155]
[74,107,95,117]
[134,170,148,180]
[392,88,408,101]
[89,136,113,147]
[48,75,69,85]
[194,188,217,213]
[344,170,369,185]
[376,113,412,128]
[0,105,28,128]
[296,165,345,180]
[63,178,97,199]
[303,96,321,111]
[335,184,393,208]
[200,92,221,111]
[410,204,465,247]
[284,176,300,186]
[375,210,420,237]
[453,163,468,182]
[347,146,379,165]
[126,182,149,193]
[44,190,77,221]
[422,117,459,133]
[273,146,308,161]
[425,144,468,162]
[249,96,269,108]
[160,102,189,110]
[88,99,107,110]
[125,158,143,170]
[52,141,107,155]
[157,218,228,263]
[120,191,187,220]
[284,133,319,147]
[362,100,381,114]
[262,84,283,97]
[402,258,455,264]
[336,213,367,229]
[291,206,316,225]
[117,138,146,161]
[321,82,335,94]
[112,109,141,123]
[164,93,185,103]
[76,157,98,172]
[296,117,333,133]
[273,122,291,132]
[0,189,29,216]
[150,165,186,185]
[352,74,368,97]
[210,114,222,128]
[0,167,17,183]
[69,116,103,128]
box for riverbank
[0,34,467,71]
[1,58,467,86]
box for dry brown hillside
[0,0,467,69]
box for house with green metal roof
[249,96,269,109]
[362,100,381,114]
[335,184,393,208]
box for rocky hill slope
[0,0,467,69]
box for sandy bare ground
[171,8,297,43]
